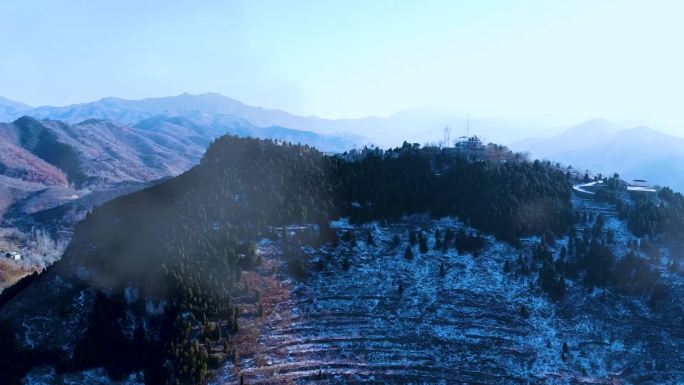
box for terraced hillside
[213,203,684,384]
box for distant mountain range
[2,92,684,237]
[0,116,197,237]
[0,97,31,121]
[511,119,684,192]
[0,93,359,150]
[0,93,363,142]
[0,95,359,265]
[0,113,355,216]
[0,93,558,147]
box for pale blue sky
[1,0,683,127]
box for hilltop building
[627,179,656,193]
[4,251,21,261]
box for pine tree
[391,234,400,248]
[435,229,442,249]
[419,233,429,254]
[367,231,375,246]
[404,245,414,260]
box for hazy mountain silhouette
[0,93,559,147]
[512,120,684,191]
[0,113,354,248]
[0,97,32,122]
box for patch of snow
[145,298,166,316]
[124,286,139,304]
[573,180,604,195]
[626,186,656,192]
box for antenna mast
[443,125,451,147]
[466,113,470,137]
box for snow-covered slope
[220,213,684,384]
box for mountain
[0,116,204,280]
[0,114,354,290]
[0,136,570,383]
[0,114,354,207]
[1,93,565,148]
[511,120,684,191]
[0,114,203,230]
[0,97,31,123]
[17,92,356,135]
[135,112,356,153]
[321,106,566,148]
[3,93,364,147]
[2,116,200,188]
[0,135,682,384]
[18,92,346,131]
[512,119,622,156]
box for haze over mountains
[0,113,354,219]
[0,97,31,120]
[10,92,684,190]
[3,91,682,149]
[0,94,360,279]
[0,115,205,275]
[511,119,684,192]
[1,92,684,383]
[0,91,680,287]
[0,93,361,207]
[0,93,358,143]
[0,93,554,147]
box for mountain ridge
[0,93,557,147]
[0,97,32,123]
[511,120,684,191]
[0,113,355,286]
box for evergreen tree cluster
[621,187,684,243]
[337,148,573,242]
[515,211,665,303]
[53,137,337,384]
[533,242,566,301]
[504,201,668,305]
